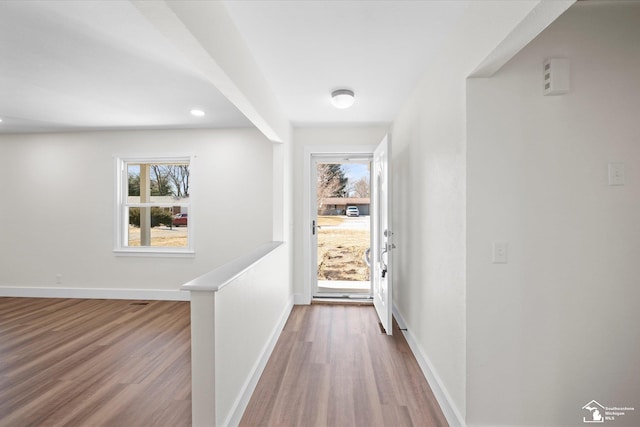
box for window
[115,156,193,256]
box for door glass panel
[316,161,371,295]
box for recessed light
[331,89,355,109]
[190,109,205,117]
[0,118,3,123]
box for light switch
[608,163,625,186]
[493,242,508,264]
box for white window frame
[114,155,195,257]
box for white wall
[392,65,468,425]
[390,3,551,423]
[467,2,640,426]
[291,126,389,302]
[0,128,273,294]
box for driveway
[323,216,370,230]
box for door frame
[302,145,376,304]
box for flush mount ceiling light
[331,89,355,109]
[190,109,205,117]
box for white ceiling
[0,0,551,134]
[224,0,471,126]
[0,0,251,133]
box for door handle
[380,247,388,278]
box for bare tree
[150,165,173,196]
[352,177,370,198]
[317,164,344,211]
[167,165,190,197]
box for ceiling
[223,1,471,126]
[0,0,251,133]
[0,0,546,134]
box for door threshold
[312,296,373,305]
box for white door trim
[302,145,376,304]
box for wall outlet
[55,274,62,285]
[493,242,508,264]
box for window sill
[113,249,195,258]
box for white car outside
[346,206,360,217]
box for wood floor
[1,299,447,427]
[240,304,449,427]
[0,298,191,427]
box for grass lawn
[317,215,345,227]
[128,225,188,247]
[317,218,370,282]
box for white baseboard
[0,286,190,301]
[393,305,466,427]
[293,292,310,305]
[223,295,294,427]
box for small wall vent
[543,58,570,96]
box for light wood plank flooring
[0,298,191,427]
[240,304,448,427]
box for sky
[341,163,369,183]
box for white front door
[372,135,393,335]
